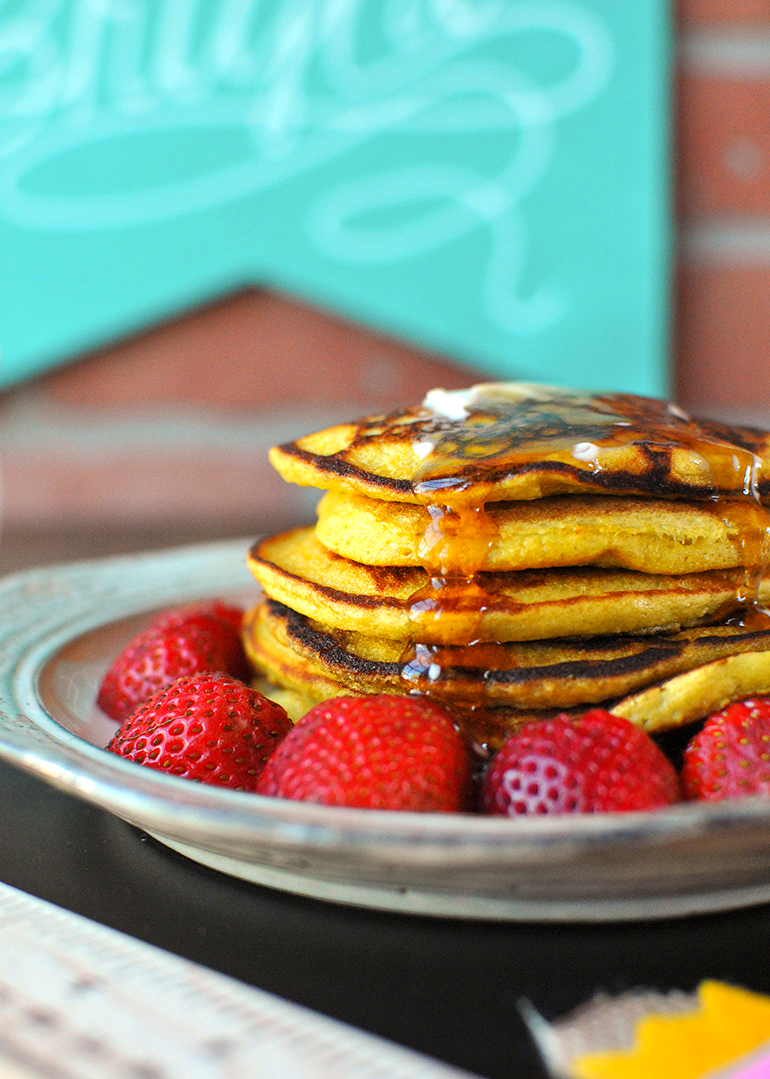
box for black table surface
[2,757,770,1079]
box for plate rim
[4,539,770,917]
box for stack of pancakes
[243,384,770,750]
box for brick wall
[676,0,770,422]
[0,292,479,561]
[1,2,767,563]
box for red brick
[39,289,481,413]
[1,450,302,529]
[676,264,770,415]
[5,289,490,532]
[679,73,770,215]
[678,0,770,22]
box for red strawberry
[148,601,248,678]
[150,600,245,639]
[97,601,248,723]
[482,710,681,815]
[256,695,470,811]
[107,673,292,789]
[682,697,770,800]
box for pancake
[270,384,770,504]
[316,490,755,574]
[252,663,548,751]
[251,678,317,724]
[245,598,770,744]
[613,650,770,733]
[249,528,770,644]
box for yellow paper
[573,981,770,1079]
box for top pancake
[270,383,770,504]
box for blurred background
[0,0,763,573]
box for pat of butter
[421,382,579,422]
[572,441,600,464]
[412,440,435,459]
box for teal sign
[0,1,670,394]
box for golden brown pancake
[249,528,770,643]
[613,650,770,732]
[316,490,754,574]
[270,384,770,504]
[251,678,318,724]
[245,598,770,745]
[251,664,548,751]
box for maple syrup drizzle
[399,384,770,725]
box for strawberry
[482,710,681,815]
[682,698,770,801]
[256,695,470,811]
[107,673,292,789]
[150,600,245,639]
[147,600,248,678]
[97,600,249,723]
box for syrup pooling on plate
[401,384,770,714]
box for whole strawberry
[97,601,249,723]
[482,710,681,815]
[682,698,770,801]
[107,674,292,789]
[150,600,245,642]
[256,695,470,812]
